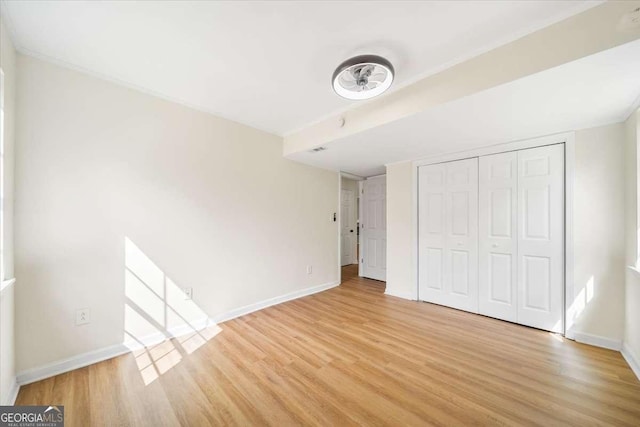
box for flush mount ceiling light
[332,54,394,100]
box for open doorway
[340,176,359,268]
[339,173,387,284]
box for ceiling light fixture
[332,54,394,100]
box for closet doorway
[416,135,570,334]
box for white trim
[17,343,131,386]
[122,317,215,351]
[564,134,576,338]
[411,157,419,300]
[358,180,364,277]
[1,378,19,405]
[366,173,387,179]
[340,171,365,181]
[385,288,417,301]
[17,279,340,385]
[212,280,340,324]
[411,132,575,336]
[573,331,622,351]
[411,132,573,168]
[622,342,640,381]
[337,172,342,282]
[0,277,15,296]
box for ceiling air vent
[309,146,327,153]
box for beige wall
[15,55,339,372]
[572,123,626,341]
[0,16,17,403]
[624,109,640,366]
[386,123,628,343]
[385,162,414,299]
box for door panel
[361,176,386,281]
[451,250,469,295]
[517,144,564,333]
[522,255,551,311]
[489,253,512,303]
[479,152,518,322]
[419,158,478,313]
[425,248,443,290]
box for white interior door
[478,152,518,322]
[517,144,564,333]
[341,188,356,266]
[361,176,386,281]
[419,158,478,313]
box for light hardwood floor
[16,265,640,426]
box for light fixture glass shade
[332,55,394,100]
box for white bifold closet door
[478,144,564,333]
[515,144,564,333]
[418,158,478,313]
[478,151,518,322]
[419,144,564,333]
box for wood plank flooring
[16,265,640,426]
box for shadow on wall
[124,237,221,385]
[565,275,595,334]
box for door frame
[409,131,575,337]
[338,172,365,282]
[340,187,356,266]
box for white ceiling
[287,39,640,177]
[0,0,600,135]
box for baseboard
[573,331,622,351]
[17,280,339,385]
[1,377,19,405]
[17,343,131,386]
[622,342,640,381]
[212,280,340,324]
[384,288,416,301]
[122,317,215,350]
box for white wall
[15,55,338,373]
[386,123,627,344]
[0,15,17,404]
[624,108,640,371]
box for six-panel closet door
[516,144,564,333]
[477,144,564,332]
[418,158,478,313]
[478,152,518,322]
[419,144,564,333]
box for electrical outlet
[307,265,312,275]
[183,287,193,300]
[76,308,90,326]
